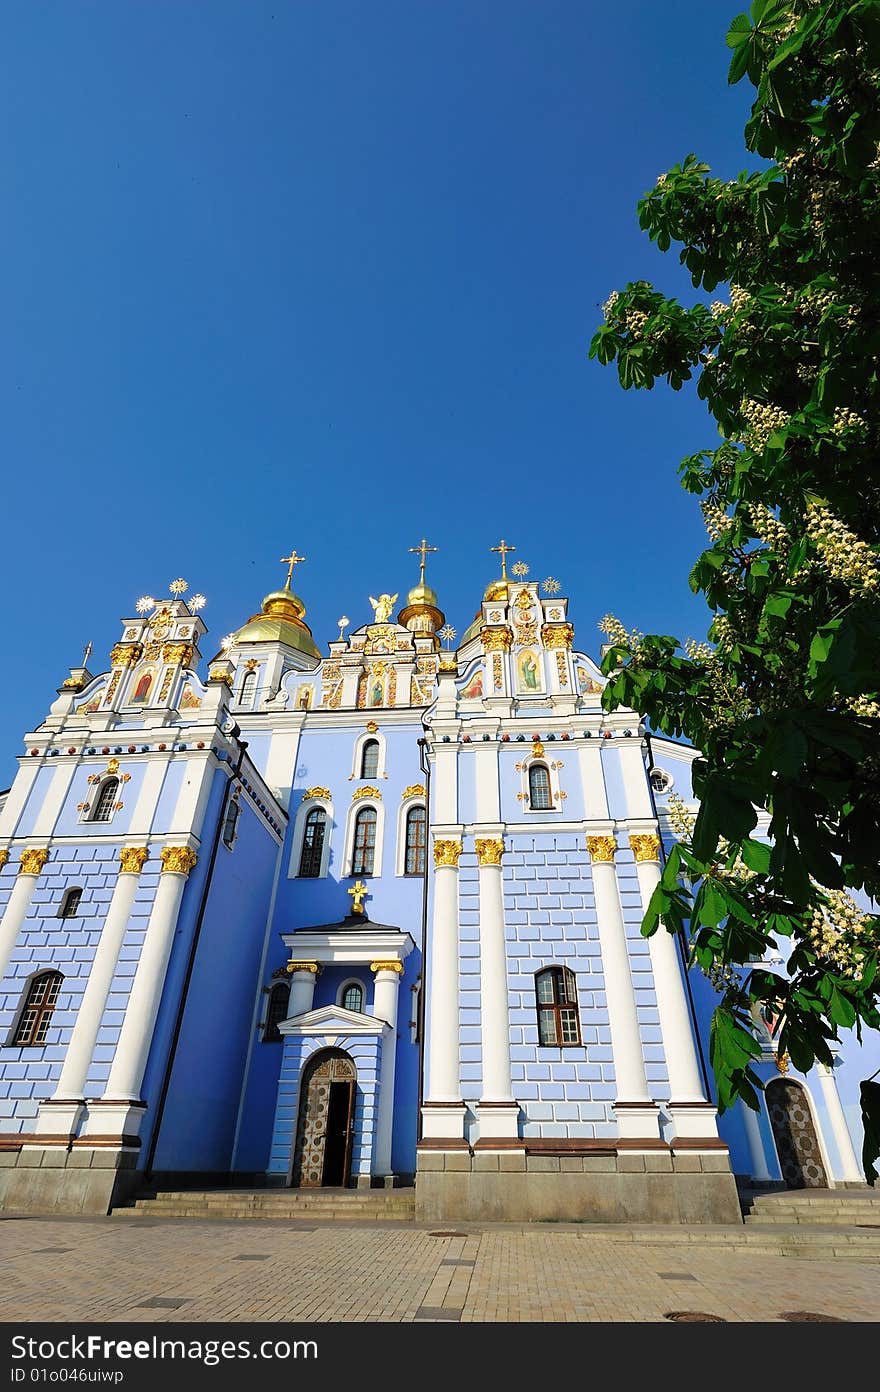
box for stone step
[117,1187,417,1222]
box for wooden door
[766,1078,828,1188]
[292,1050,357,1188]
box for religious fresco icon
[518,650,542,692]
[128,669,155,705]
[297,686,313,710]
[577,667,601,696]
[370,676,384,707]
[462,669,483,700]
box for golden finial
[279,549,306,591]
[490,539,515,579]
[337,615,350,642]
[409,538,438,585]
[347,879,369,915]
[82,640,93,667]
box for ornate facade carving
[586,835,617,863]
[119,847,149,874]
[475,837,505,866]
[433,838,462,868]
[481,626,513,651]
[160,846,198,876]
[18,848,49,876]
[541,622,575,649]
[629,833,661,863]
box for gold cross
[347,879,369,914]
[279,549,306,589]
[409,538,438,584]
[490,539,515,579]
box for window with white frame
[91,777,119,823]
[352,805,377,875]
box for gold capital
[630,833,661,863]
[208,664,234,685]
[433,838,462,868]
[119,847,149,875]
[541,622,574,650]
[286,960,320,975]
[348,879,369,914]
[481,626,513,651]
[18,848,49,877]
[370,959,404,975]
[160,845,198,876]
[587,835,617,863]
[162,641,195,667]
[475,837,505,866]
[110,643,142,668]
[0,849,7,872]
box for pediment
[279,1003,389,1038]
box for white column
[286,963,319,1018]
[588,836,657,1140]
[421,837,464,1139]
[475,838,518,1139]
[740,1098,772,1182]
[629,835,720,1141]
[0,849,48,982]
[36,849,148,1137]
[817,1061,863,1183]
[371,961,402,1178]
[85,845,197,1139]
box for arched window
[342,982,364,1013]
[352,806,377,875]
[404,805,426,875]
[298,807,327,877]
[240,669,257,707]
[528,763,553,811]
[91,777,119,823]
[221,796,241,849]
[13,972,63,1047]
[263,981,290,1043]
[58,887,82,919]
[535,966,581,1047]
[360,739,380,779]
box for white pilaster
[0,850,49,983]
[618,739,654,819]
[817,1061,863,1183]
[371,962,403,1177]
[48,850,148,1111]
[31,762,79,839]
[287,963,319,1018]
[85,845,197,1139]
[740,1098,772,1182]
[475,838,518,1139]
[578,743,609,821]
[629,835,719,1140]
[0,761,43,840]
[587,835,657,1140]
[421,837,465,1139]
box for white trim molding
[395,792,427,877]
[350,728,388,781]
[342,795,385,878]
[288,793,334,879]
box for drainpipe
[643,728,712,1098]
[143,730,249,1180]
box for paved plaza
[1,1215,878,1323]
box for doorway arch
[291,1048,357,1188]
[766,1077,828,1188]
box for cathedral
[0,544,868,1222]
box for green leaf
[740,838,771,874]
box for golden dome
[398,579,444,639]
[231,586,322,660]
[484,579,509,603]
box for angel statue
[369,593,398,624]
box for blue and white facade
[0,560,871,1220]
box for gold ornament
[630,834,661,863]
[433,839,462,868]
[532,739,544,758]
[401,784,426,800]
[303,787,331,801]
[370,959,404,975]
[160,846,198,876]
[352,785,382,801]
[514,588,533,610]
[776,1050,790,1075]
[18,848,49,876]
[475,837,504,866]
[365,720,379,732]
[286,959,320,974]
[119,847,149,874]
[0,849,8,871]
[348,880,369,914]
[439,657,457,672]
[368,594,398,624]
[587,835,617,863]
[110,643,142,667]
[541,623,574,649]
[481,626,513,651]
[162,642,195,667]
[208,665,233,685]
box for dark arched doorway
[291,1048,357,1188]
[766,1078,828,1188]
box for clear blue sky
[1,2,757,783]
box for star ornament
[511,561,530,578]
[439,623,457,648]
[136,596,156,614]
[169,578,188,596]
[542,577,561,595]
[188,593,207,612]
[220,634,236,652]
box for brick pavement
[1,1217,878,1323]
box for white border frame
[342,796,385,878]
[395,795,427,877]
[288,794,335,879]
[351,729,387,781]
